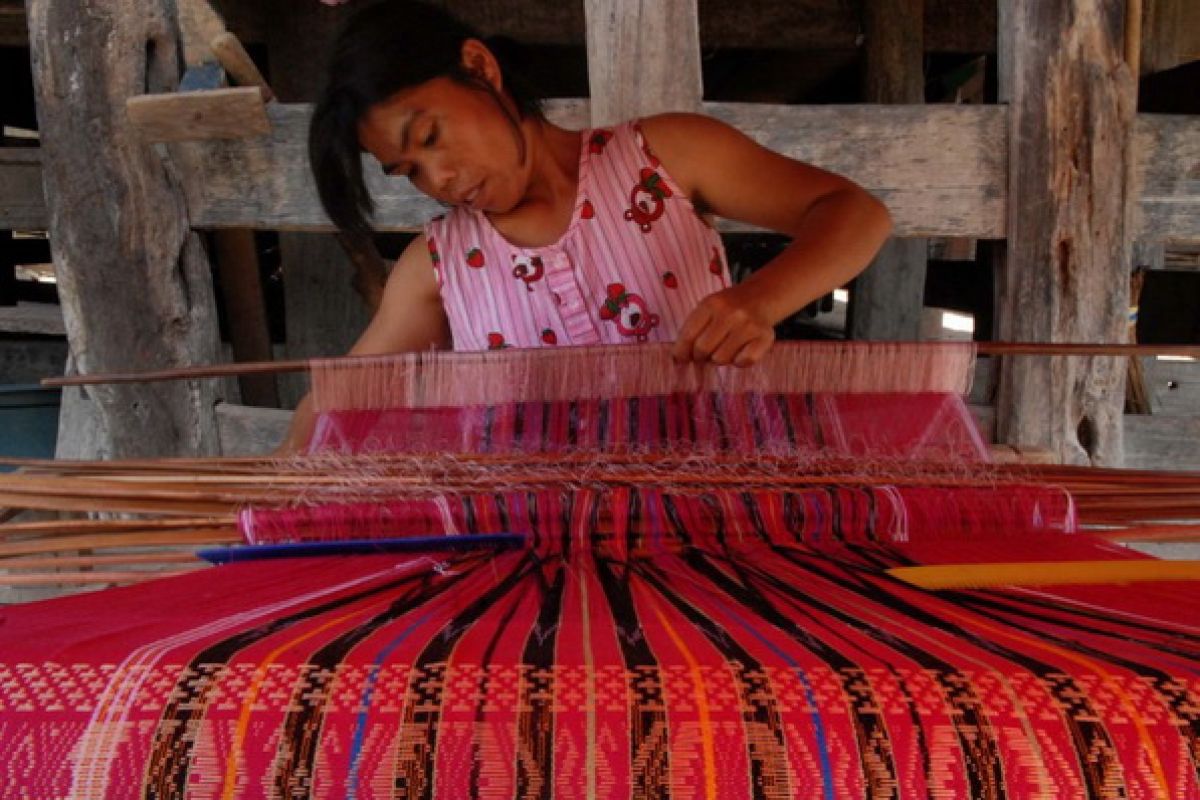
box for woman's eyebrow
[381,109,424,175]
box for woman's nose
[427,159,458,199]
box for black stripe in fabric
[660,495,695,548]
[627,396,640,449]
[592,548,670,799]
[515,559,567,799]
[392,553,539,800]
[468,578,539,797]
[805,393,824,448]
[597,399,610,447]
[270,569,499,798]
[748,393,766,450]
[513,401,526,443]
[712,393,729,451]
[775,393,797,449]
[140,563,481,800]
[567,399,580,448]
[540,400,552,451]
[482,404,496,453]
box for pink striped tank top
[424,119,730,351]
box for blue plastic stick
[197,533,525,564]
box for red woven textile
[1,345,1197,797]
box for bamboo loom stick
[1094,524,1200,543]
[0,570,201,587]
[889,560,1200,589]
[1,552,202,570]
[0,516,235,537]
[39,342,1200,388]
[0,530,241,558]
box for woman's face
[358,73,529,214]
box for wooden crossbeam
[167,102,1200,243]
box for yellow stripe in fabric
[220,610,363,800]
[889,560,1200,590]
[651,600,718,800]
[580,569,597,800]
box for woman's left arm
[640,113,893,366]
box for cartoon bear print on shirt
[512,254,544,291]
[624,168,672,233]
[598,282,660,342]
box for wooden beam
[1135,114,1200,244]
[126,87,270,143]
[584,0,702,124]
[212,229,277,408]
[27,0,224,459]
[0,149,46,229]
[995,0,1138,466]
[175,101,1008,237]
[163,100,1196,244]
[851,0,928,342]
[1141,0,1200,75]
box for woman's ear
[460,38,503,92]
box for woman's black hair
[309,0,544,237]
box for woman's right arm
[274,233,451,455]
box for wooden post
[584,0,703,125]
[264,0,371,408]
[26,0,223,458]
[213,230,278,407]
[850,0,927,341]
[995,0,1137,466]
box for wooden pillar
[265,0,370,408]
[584,0,703,125]
[850,0,927,341]
[995,0,1137,466]
[27,0,223,458]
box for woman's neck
[486,117,582,247]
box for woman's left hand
[672,286,776,367]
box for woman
[279,0,892,452]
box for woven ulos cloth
[1,342,1197,799]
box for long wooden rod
[40,343,1200,388]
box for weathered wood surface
[126,87,270,143]
[1135,114,1200,244]
[1122,414,1200,471]
[215,401,289,455]
[27,0,223,459]
[0,149,46,229]
[1141,357,1200,415]
[1141,0,1200,75]
[178,101,1010,238]
[584,0,702,125]
[851,0,927,342]
[0,0,1004,52]
[994,0,1137,467]
[0,302,64,336]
